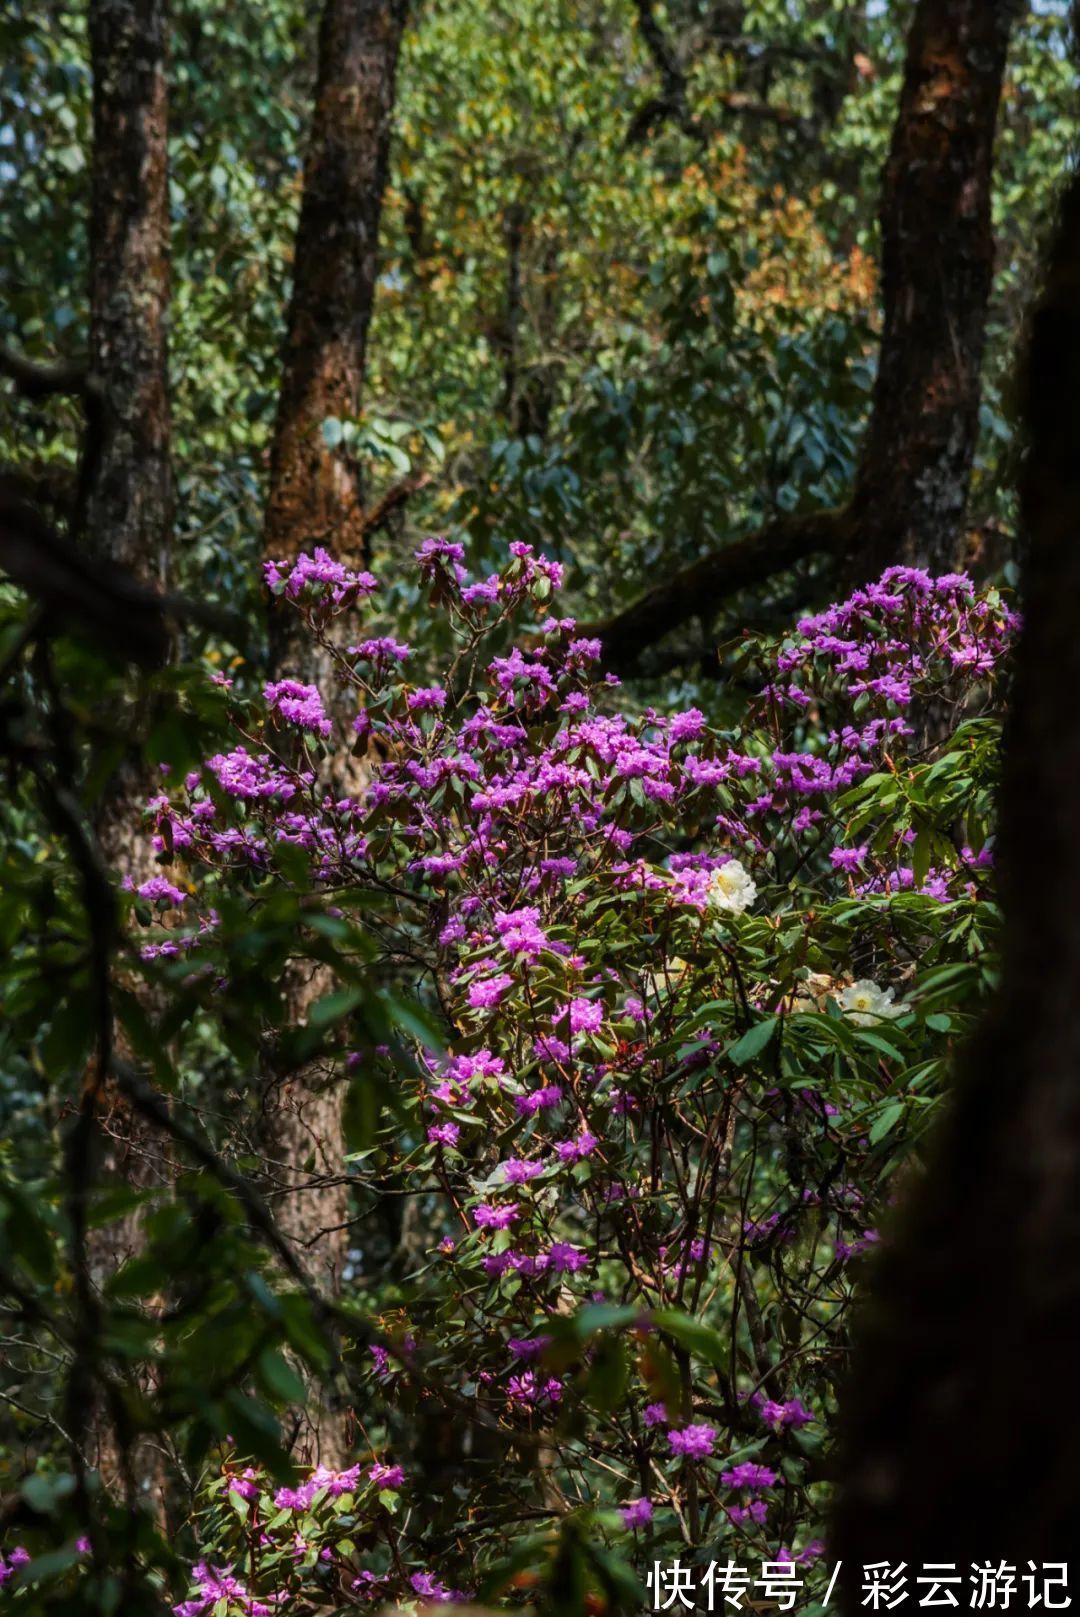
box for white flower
[706,859,756,916]
[834,979,902,1027]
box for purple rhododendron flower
[508,1335,552,1360]
[474,1201,520,1229]
[759,1397,814,1431]
[136,875,188,906]
[227,1468,260,1501]
[468,973,513,1009]
[264,677,332,737]
[567,997,604,1034]
[721,1462,778,1490]
[547,1241,588,1272]
[668,1423,716,1459]
[407,686,448,712]
[502,1157,545,1183]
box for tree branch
[627,2,815,144]
[595,506,851,675]
[633,0,689,110]
[0,344,88,401]
[0,475,247,663]
[358,469,433,542]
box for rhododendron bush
[4,545,1013,1611]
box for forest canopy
[1,1,1079,1613]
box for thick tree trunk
[86,0,172,573]
[261,0,409,1470]
[264,0,409,569]
[85,0,173,1510]
[832,171,1080,1573]
[852,0,1022,578]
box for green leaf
[853,1028,905,1062]
[308,986,365,1028]
[257,1348,307,1405]
[572,1302,641,1340]
[586,1334,629,1412]
[1,1187,56,1283]
[869,1100,905,1145]
[379,989,445,1052]
[652,1309,729,1369]
[727,1016,778,1065]
[218,1390,288,1476]
[477,1529,557,1602]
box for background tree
[594,0,1025,671]
[82,0,175,1508]
[264,0,410,576]
[84,0,172,573]
[258,0,411,1471]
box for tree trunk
[261,0,410,1470]
[259,988,352,1470]
[264,0,409,571]
[852,0,1022,578]
[832,170,1080,1574]
[86,0,172,573]
[84,0,173,1511]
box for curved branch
[0,344,88,400]
[0,476,246,664]
[631,0,693,133]
[595,506,852,676]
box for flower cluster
[171,1456,468,1615]
[138,542,1012,1602]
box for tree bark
[84,0,174,1512]
[831,169,1080,1574]
[852,0,1022,578]
[261,0,410,1470]
[86,0,172,573]
[264,0,409,569]
[596,0,1021,672]
[259,995,352,1470]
